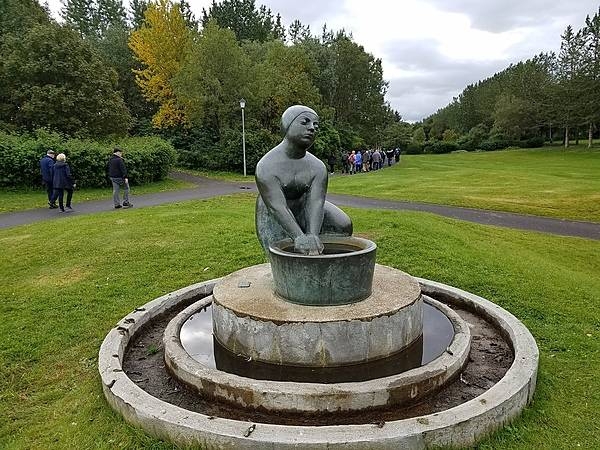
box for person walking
[52,153,75,213]
[348,151,356,174]
[108,147,133,209]
[371,148,381,170]
[40,150,57,209]
[327,153,336,174]
[355,150,363,173]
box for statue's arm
[306,162,327,236]
[256,170,304,239]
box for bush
[519,136,545,148]
[0,131,177,188]
[479,138,512,151]
[404,143,424,154]
[423,141,458,154]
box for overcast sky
[44,0,600,122]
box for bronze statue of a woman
[255,105,352,255]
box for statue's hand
[294,234,324,256]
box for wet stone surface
[122,292,513,426]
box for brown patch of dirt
[123,294,513,426]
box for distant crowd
[39,148,133,212]
[327,148,401,175]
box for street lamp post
[240,98,247,177]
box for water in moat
[180,302,454,383]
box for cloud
[382,39,507,121]
[428,0,599,33]
[260,0,345,31]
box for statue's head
[281,105,319,148]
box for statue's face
[287,112,319,147]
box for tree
[412,127,426,145]
[0,0,49,40]
[581,8,600,147]
[61,0,127,36]
[381,121,412,149]
[129,0,192,128]
[247,40,321,132]
[0,22,131,136]
[492,93,532,140]
[95,24,155,133]
[288,19,311,44]
[174,21,249,131]
[201,0,280,42]
[442,129,460,143]
[329,33,389,144]
[555,25,586,147]
[130,0,149,29]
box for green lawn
[176,167,252,182]
[328,146,600,222]
[0,195,599,449]
[0,177,196,214]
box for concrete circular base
[99,276,539,449]
[212,264,423,366]
[165,293,468,413]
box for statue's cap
[281,105,318,135]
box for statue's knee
[339,212,353,235]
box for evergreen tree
[201,0,278,42]
[130,0,149,29]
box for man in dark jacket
[108,147,132,209]
[40,150,57,208]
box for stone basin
[268,236,377,305]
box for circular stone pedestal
[212,264,422,367]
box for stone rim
[99,276,539,449]
[269,235,376,259]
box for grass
[176,167,251,182]
[0,195,599,449]
[328,146,600,222]
[0,177,196,214]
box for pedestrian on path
[108,147,133,209]
[52,153,75,213]
[40,149,57,209]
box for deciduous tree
[129,0,192,128]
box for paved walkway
[1,172,599,241]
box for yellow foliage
[129,0,191,128]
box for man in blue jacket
[40,150,57,209]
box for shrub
[405,143,424,154]
[0,131,177,188]
[423,141,458,154]
[479,138,512,151]
[519,136,545,148]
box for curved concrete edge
[98,279,218,393]
[416,278,539,407]
[99,277,539,449]
[165,295,469,413]
[211,295,423,366]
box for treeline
[418,8,600,151]
[0,0,406,175]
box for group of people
[40,150,75,212]
[337,148,401,175]
[39,147,133,212]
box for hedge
[0,131,177,188]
